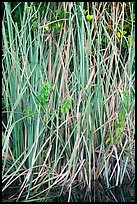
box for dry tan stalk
[78,146,84,182]
[33,162,68,193]
[17,170,32,201]
[33,145,52,186]
[68,130,83,201]
[92,132,96,180]
[68,161,85,200]
[96,144,112,179]
[3,167,29,194]
[2,151,12,163]
[51,25,63,82]
[48,36,52,79]
[109,51,115,79]
[109,138,128,182]
[95,144,102,167]
[84,69,95,92]
[102,89,117,105]
[28,172,68,200]
[113,145,120,186]
[119,3,125,52]
[23,120,27,158]
[4,169,30,200]
[16,133,54,200]
[58,53,66,99]
[93,114,117,134]
[68,185,72,202]
[68,160,85,189]
[63,30,72,95]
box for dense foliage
[2,2,135,202]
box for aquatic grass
[2,2,135,202]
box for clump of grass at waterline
[2,2,135,202]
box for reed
[2,2,135,202]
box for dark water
[49,181,135,202]
[2,180,135,202]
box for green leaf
[114,120,119,129]
[106,137,111,145]
[61,96,73,114]
[132,13,135,19]
[55,23,61,30]
[123,24,130,30]
[45,25,51,32]
[32,21,39,30]
[24,108,34,119]
[117,32,121,38]
[86,14,94,21]
[42,81,52,93]
[82,9,88,15]
[128,35,134,46]
[102,37,107,43]
[115,127,120,138]
[123,30,127,35]
[118,112,125,127]
[56,9,68,19]
[105,25,111,30]
[42,150,46,158]
[37,81,52,110]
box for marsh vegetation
[2,2,135,202]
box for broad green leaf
[86,14,94,21]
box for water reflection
[2,180,135,202]
[53,180,135,202]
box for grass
[2,2,135,202]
